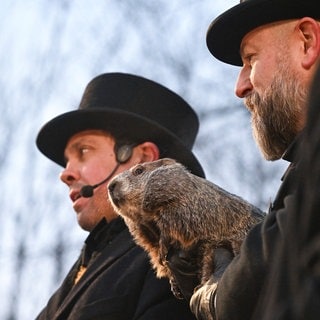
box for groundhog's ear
[157,158,177,166]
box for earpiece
[115,144,134,163]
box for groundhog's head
[108,158,182,221]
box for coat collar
[53,220,134,319]
[82,217,126,266]
[282,133,303,163]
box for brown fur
[108,158,265,288]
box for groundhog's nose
[108,180,121,207]
[108,180,116,194]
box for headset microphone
[79,144,134,198]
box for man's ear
[297,18,320,69]
[138,142,160,162]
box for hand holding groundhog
[108,158,265,298]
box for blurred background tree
[0,0,286,319]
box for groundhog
[108,158,265,297]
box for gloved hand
[190,247,234,320]
[166,246,201,301]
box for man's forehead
[239,27,264,56]
[70,130,113,140]
[240,20,286,54]
[65,130,114,149]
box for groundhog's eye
[133,165,145,176]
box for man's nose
[60,163,80,186]
[235,67,253,98]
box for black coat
[36,218,195,320]
[254,66,320,320]
[215,139,300,320]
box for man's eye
[243,54,255,66]
[79,146,89,155]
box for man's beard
[245,65,307,161]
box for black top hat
[36,72,205,178]
[206,0,320,66]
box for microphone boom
[80,163,121,198]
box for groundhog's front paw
[165,247,201,301]
[201,247,234,283]
[169,277,185,300]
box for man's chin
[254,130,288,161]
[258,143,284,161]
[76,213,96,232]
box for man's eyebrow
[67,141,82,151]
[69,138,97,150]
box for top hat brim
[206,0,320,66]
[36,108,205,178]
